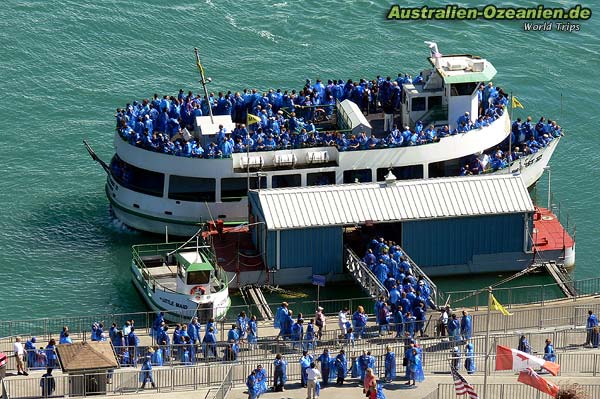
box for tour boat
[130,236,230,322]
[87,43,561,237]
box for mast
[194,48,214,123]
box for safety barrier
[431,383,600,399]
[445,276,600,310]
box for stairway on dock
[240,285,274,320]
[544,261,576,298]
[344,246,438,304]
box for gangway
[544,261,576,298]
[344,246,438,305]
[345,246,389,300]
[240,285,274,320]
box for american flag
[451,368,479,399]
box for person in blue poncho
[139,356,156,389]
[150,347,163,366]
[254,365,268,396]
[227,324,240,343]
[460,310,472,341]
[384,346,396,383]
[25,337,37,368]
[464,343,476,374]
[274,302,289,336]
[273,354,287,392]
[448,314,460,342]
[355,350,375,383]
[188,316,201,346]
[352,306,368,339]
[334,349,348,385]
[202,326,217,358]
[45,339,57,369]
[304,319,315,350]
[406,348,424,386]
[291,319,304,350]
[237,311,249,342]
[317,348,335,386]
[246,370,259,399]
[299,351,314,388]
[586,310,598,346]
[543,338,556,363]
[248,315,258,348]
[518,335,532,354]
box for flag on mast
[518,367,560,397]
[451,368,480,399]
[512,96,524,109]
[490,294,513,316]
[247,113,261,125]
[495,345,560,376]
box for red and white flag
[518,367,560,397]
[451,368,479,399]
[495,345,560,376]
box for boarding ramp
[345,246,389,299]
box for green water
[1,0,598,320]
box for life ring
[190,286,206,296]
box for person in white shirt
[305,362,321,399]
[338,307,349,336]
[13,337,28,376]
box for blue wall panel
[402,214,526,266]
[267,226,343,274]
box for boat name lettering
[512,153,543,173]
[159,297,189,309]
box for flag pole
[194,47,214,124]
[508,92,513,174]
[483,286,492,399]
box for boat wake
[107,207,139,234]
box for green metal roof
[440,65,497,84]
[429,55,497,84]
[176,251,214,272]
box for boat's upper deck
[428,54,497,84]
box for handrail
[395,244,439,304]
[344,246,389,299]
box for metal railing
[208,364,234,399]
[432,383,600,399]
[444,276,600,310]
[344,246,388,299]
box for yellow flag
[512,96,524,109]
[491,294,513,316]
[247,113,261,126]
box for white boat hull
[131,263,230,321]
[105,114,560,236]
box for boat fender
[190,286,206,296]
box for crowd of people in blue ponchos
[19,298,598,396]
[113,74,519,160]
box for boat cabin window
[109,155,164,197]
[307,172,335,186]
[428,96,442,109]
[343,169,372,183]
[187,270,211,285]
[411,97,426,112]
[221,177,266,202]
[376,165,424,181]
[450,82,478,96]
[272,174,301,188]
[168,176,215,202]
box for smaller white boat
[131,236,230,322]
